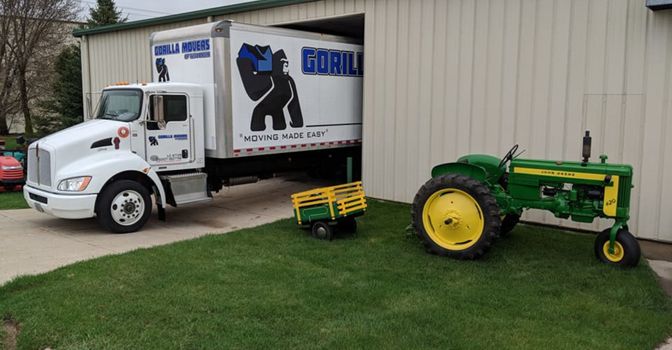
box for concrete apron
[638,240,672,350]
[0,175,323,285]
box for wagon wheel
[411,174,501,259]
[311,221,334,241]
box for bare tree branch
[0,0,79,136]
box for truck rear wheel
[96,180,152,234]
[411,174,501,259]
[594,228,640,267]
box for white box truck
[23,21,363,233]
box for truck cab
[24,82,209,233]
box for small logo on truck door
[149,136,158,146]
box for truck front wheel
[96,180,152,233]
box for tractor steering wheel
[499,144,519,169]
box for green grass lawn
[0,192,28,210]
[1,200,670,349]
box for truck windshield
[96,90,142,122]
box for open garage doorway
[277,14,365,182]
[279,14,364,40]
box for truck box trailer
[23,21,363,233]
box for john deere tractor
[411,131,640,267]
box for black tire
[96,180,152,234]
[594,228,640,267]
[411,174,501,259]
[337,217,357,233]
[311,221,334,241]
[499,214,520,237]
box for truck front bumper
[23,185,97,219]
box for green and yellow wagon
[291,181,367,240]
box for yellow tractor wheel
[594,228,640,267]
[411,174,501,259]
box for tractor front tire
[499,214,520,237]
[594,228,640,267]
[411,174,501,259]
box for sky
[78,0,254,22]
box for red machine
[0,155,24,191]
[0,137,25,191]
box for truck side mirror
[151,95,166,129]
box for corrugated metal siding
[363,0,672,242]
[219,0,365,23]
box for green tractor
[411,131,640,267]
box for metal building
[74,0,672,243]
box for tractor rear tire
[594,228,640,267]
[411,174,501,260]
[499,214,520,237]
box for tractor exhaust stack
[582,130,592,166]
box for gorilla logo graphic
[155,58,170,82]
[236,44,303,131]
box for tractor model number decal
[602,175,619,217]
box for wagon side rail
[334,184,366,216]
[291,181,365,224]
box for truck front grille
[27,149,37,183]
[38,149,51,187]
[27,147,51,187]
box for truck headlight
[57,176,92,192]
[1,165,22,171]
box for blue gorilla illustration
[155,58,169,82]
[236,44,303,131]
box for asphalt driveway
[0,175,323,284]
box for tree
[4,0,79,137]
[0,0,20,135]
[40,44,82,131]
[87,0,126,27]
